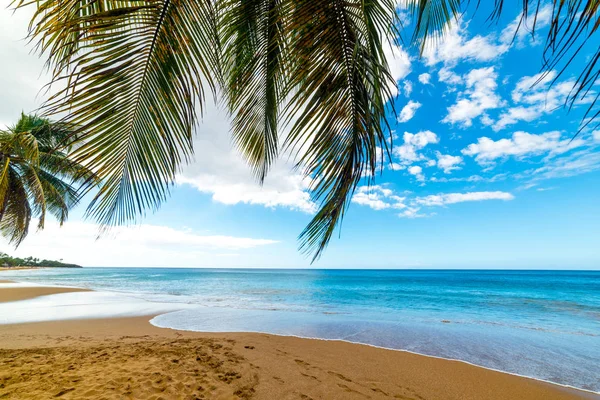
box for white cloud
[438,67,462,85]
[492,70,593,131]
[384,43,412,99]
[423,8,550,69]
[398,190,514,218]
[593,130,600,142]
[416,191,515,206]
[418,73,431,85]
[178,102,317,214]
[423,21,510,66]
[394,130,439,163]
[0,221,278,267]
[351,186,406,210]
[403,81,413,97]
[436,152,463,173]
[492,106,541,131]
[351,186,516,221]
[500,5,552,48]
[398,100,422,123]
[398,207,428,219]
[408,165,425,181]
[462,131,585,164]
[524,150,600,181]
[443,67,503,127]
[388,163,405,171]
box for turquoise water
[2,268,599,392]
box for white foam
[0,281,45,288]
[0,290,192,324]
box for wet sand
[0,283,596,400]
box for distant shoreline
[0,266,81,271]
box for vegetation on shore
[0,252,82,268]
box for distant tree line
[0,252,81,268]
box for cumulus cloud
[177,102,317,214]
[443,67,503,127]
[492,106,541,131]
[418,73,431,85]
[415,191,515,206]
[351,186,406,210]
[384,43,412,99]
[462,131,585,164]
[398,207,428,219]
[351,186,516,220]
[422,21,510,66]
[500,5,553,48]
[403,81,413,97]
[492,70,594,131]
[394,130,439,163]
[423,8,551,69]
[0,221,278,267]
[398,101,422,123]
[435,152,463,173]
[438,67,462,85]
[408,165,424,181]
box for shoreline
[0,279,597,399]
[156,322,600,398]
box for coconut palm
[10,0,600,260]
[0,114,97,246]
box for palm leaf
[16,0,220,226]
[220,0,287,181]
[0,114,100,246]
[284,0,397,260]
[0,168,32,246]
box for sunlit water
[1,268,599,392]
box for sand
[0,267,44,271]
[0,284,596,400]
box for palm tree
[9,0,599,260]
[0,114,97,246]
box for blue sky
[0,4,599,269]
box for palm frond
[17,162,47,229]
[0,168,32,246]
[16,0,220,226]
[35,168,80,224]
[0,114,100,246]
[284,0,397,261]
[220,0,287,181]
[404,0,461,53]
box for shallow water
[2,268,599,392]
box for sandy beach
[0,282,596,400]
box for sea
[1,268,599,393]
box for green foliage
[9,0,600,261]
[0,252,81,268]
[0,114,98,246]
